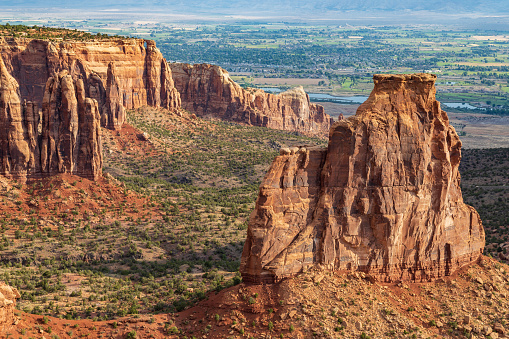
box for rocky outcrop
[0,37,183,181]
[0,37,181,130]
[102,63,125,130]
[160,58,181,112]
[41,71,102,180]
[1,60,102,181]
[241,73,485,283]
[0,282,20,333]
[0,55,30,180]
[170,63,332,138]
[1,37,326,137]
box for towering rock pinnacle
[103,63,126,130]
[41,72,80,175]
[76,84,103,181]
[161,59,181,111]
[0,56,30,179]
[40,72,102,180]
[0,64,102,182]
[241,73,485,283]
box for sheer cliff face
[170,63,332,138]
[1,36,325,137]
[0,37,181,130]
[241,74,485,283]
[0,37,183,181]
[41,72,102,180]
[0,58,102,181]
[0,55,30,179]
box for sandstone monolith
[241,73,485,283]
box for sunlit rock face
[0,37,181,130]
[241,73,485,283]
[0,281,20,333]
[0,62,102,181]
[170,63,332,138]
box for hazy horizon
[1,0,509,28]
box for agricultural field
[1,18,508,111]
[146,24,509,106]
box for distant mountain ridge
[1,0,509,15]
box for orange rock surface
[41,71,103,180]
[171,63,332,138]
[241,73,485,283]
[1,37,328,139]
[0,61,102,181]
[0,282,19,333]
[0,37,181,130]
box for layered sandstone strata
[0,282,20,333]
[1,36,327,137]
[41,71,102,180]
[0,37,181,130]
[0,37,182,181]
[241,73,485,283]
[0,55,30,180]
[0,56,102,181]
[170,63,332,138]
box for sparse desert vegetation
[0,106,326,321]
[0,105,506,327]
[460,148,509,258]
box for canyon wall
[0,282,19,333]
[0,37,181,130]
[0,55,102,181]
[171,63,332,138]
[241,73,485,283]
[0,37,328,137]
[0,37,181,180]
[1,36,331,180]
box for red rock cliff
[1,54,102,181]
[40,71,102,180]
[241,73,485,283]
[0,37,181,130]
[1,37,328,137]
[0,282,20,333]
[170,63,332,138]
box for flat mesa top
[0,24,131,42]
[373,73,437,83]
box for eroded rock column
[241,73,485,283]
